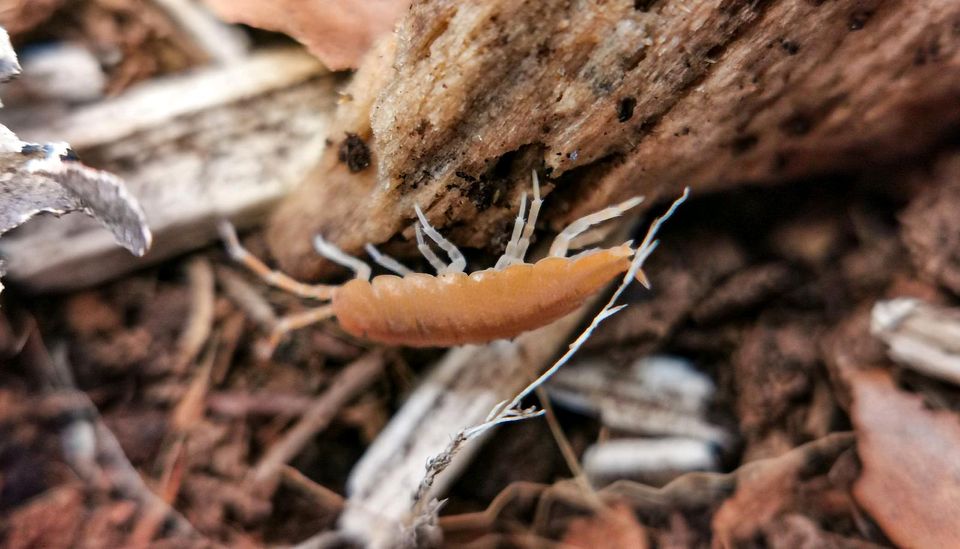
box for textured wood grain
[269,0,960,281]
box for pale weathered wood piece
[268,0,960,281]
[872,298,960,386]
[0,48,339,291]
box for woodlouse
[220,172,687,355]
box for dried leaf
[563,502,649,549]
[0,141,152,256]
[203,0,409,70]
[711,433,855,547]
[0,29,151,284]
[850,369,960,548]
[0,28,21,86]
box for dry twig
[174,257,216,374]
[251,351,386,488]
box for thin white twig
[409,187,689,518]
[462,407,546,439]
[505,187,688,410]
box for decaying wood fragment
[266,38,396,280]
[548,355,728,445]
[583,437,718,487]
[871,298,960,386]
[269,0,960,281]
[0,48,338,291]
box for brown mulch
[3,6,960,545]
[4,162,960,546]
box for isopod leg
[494,191,527,269]
[364,243,414,276]
[415,224,448,273]
[495,170,544,268]
[513,170,543,262]
[548,195,646,258]
[259,305,336,359]
[414,204,466,273]
[218,221,337,300]
[314,234,372,281]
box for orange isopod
[221,172,686,354]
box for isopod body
[333,245,635,346]
[221,171,687,355]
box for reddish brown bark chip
[733,322,821,439]
[0,0,65,38]
[711,433,856,547]
[3,485,85,549]
[563,502,649,549]
[203,0,410,70]
[849,368,960,549]
[901,153,960,296]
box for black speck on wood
[780,39,800,55]
[634,0,658,11]
[848,9,873,31]
[338,133,371,172]
[617,96,637,122]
